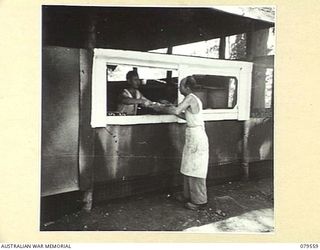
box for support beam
[79,49,95,212]
[219,36,226,59]
[166,46,173,83]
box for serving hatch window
[91,48,252,127]
[106,64,178,116]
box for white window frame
[91,48,252,127]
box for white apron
[180,94,209,179]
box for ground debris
[215,195,248,209]
[182,221,189,227]
[215,209,226,217]
[41,178,273,231]
[182,218,194,227]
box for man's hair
[185,76,198,90]
[126,70,139,81]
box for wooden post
[241,28,254,180]
[79,49,95,212]
[242,120,250,180]
[81,17,97,212]
[242,27,272,180]
[87,17,97,49]
[166,45,173,83]
[246,31,253,61]
[251,29,270,109]
[219,36,226,59]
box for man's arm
[140,94,154,107]
[175,113,186,120]
[118,90,147,105]
[151,95,192,116]
[120,96,146,105]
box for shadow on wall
[247,117,273,161]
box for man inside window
[117,70,152,115]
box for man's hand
[148,102,165,112]
[159,100,172,105]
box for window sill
[91,110,239,126]
[104,114,178,125]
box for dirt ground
[41,177,273,231]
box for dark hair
[126,70,139,81]
[185,76,198,90]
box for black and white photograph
[40,5,275,232]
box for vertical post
[166,45,173,83]
[81,16,97,212]
[219,36,226,59]
[241,25,255,180]
[242,121,250,180]
[251,29,270,109]
[87,17,97,49]
[242,26,271,180]
[246,31,253,61]
[80,49,95,212]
